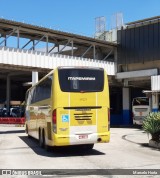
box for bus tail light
[108,108,110,131]
[52,109,57,133]
[52,109,56,124]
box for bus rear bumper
[52,132,110,146]
[133,117,144,125]
[133,120,143,125]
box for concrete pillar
[6,75,11,116]
[32,71,38,86]
[114,48,118,73]
[122,87,131,125]
[152,93,159,112]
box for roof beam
[29,35,46,50]
[21,39,32,49]
[103,50,113,60]
[81,45,92,58]
[57,40,71,54]
[0,28,17,46]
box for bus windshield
[133,97,149,106]
[58,68,104,92]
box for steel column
[46,35,48,53]
[93,45,96,59]
[57,45,59,53]
[32,40,35,50]
[6,75,11,116]
[4,35,7,46]
[17,29,20,49]
[71,40,74,56]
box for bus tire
[26,125,31,138]
[39,128,44,148]
[42,129,51,152]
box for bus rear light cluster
[52,109,56,124]
[52,109,57,133]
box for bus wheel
[42,130,50,152]
[26,125,31,138]
[39,129,44,148]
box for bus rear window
[58,68,104,92]
[133,98,149,106]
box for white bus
[132,97,151,125]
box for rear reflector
[52,109,57,133]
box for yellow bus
[25,67,110,150]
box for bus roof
[57,66,104,70]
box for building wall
[117,21,160,65]
[115,20,160,125]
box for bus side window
[26,89,34,105]
[31,87,36,104]
[32,75,52,103]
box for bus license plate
[79,135,88,139]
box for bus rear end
[51,67,110,148]
[132,97,150,125]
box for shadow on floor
[19,136,105,158]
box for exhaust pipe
[97,138,102,142]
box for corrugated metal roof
[0,18,117,48]
[125,16,160,28]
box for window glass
[133,98,149,106]
[58,68,104,92]
[30,75,52,104]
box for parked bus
[25,67,110,150]
[132,97,151,125]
